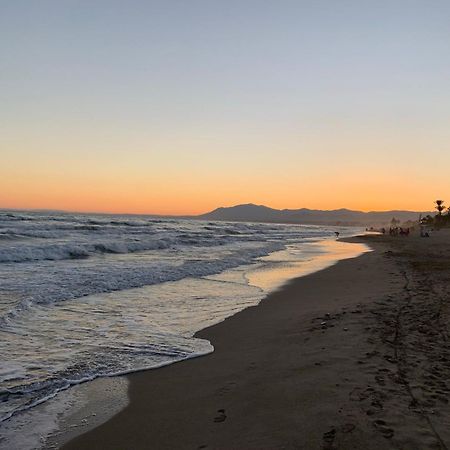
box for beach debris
[343,327,348,331]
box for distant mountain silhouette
[196,203,431,226]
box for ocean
[0,210,365,447]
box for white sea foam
[0,211,362,438]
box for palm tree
[435,200,445,216]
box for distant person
[335,231,340,238]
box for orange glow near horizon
[1,165,444,215]
[2,2,450,216]
[2,127,447,215]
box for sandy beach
[2,3,447,448]
[61,232,450,449]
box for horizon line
[0,203,435,217]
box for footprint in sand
[373,419,394,439]
[214,409,227,423]
[322,427,336,448]
[216,381,237,396]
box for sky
[1,0,450,215]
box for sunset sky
[1,1,450,215]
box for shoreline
[61,231,450,448]
[32,236,365,449]
[0,235,366,450]
[46,231,450,448]
[59,235,387,449]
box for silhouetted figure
[399,228,410,236]
[335,231,340,238]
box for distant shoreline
[1,206,432,228]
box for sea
[0,210,367,448]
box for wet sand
[62,232,450,449]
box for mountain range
[195,204,432,227]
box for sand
[61,232,450,449]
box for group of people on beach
[366,226,413,236]
[374,226,430,238]
[383,227,411,236]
